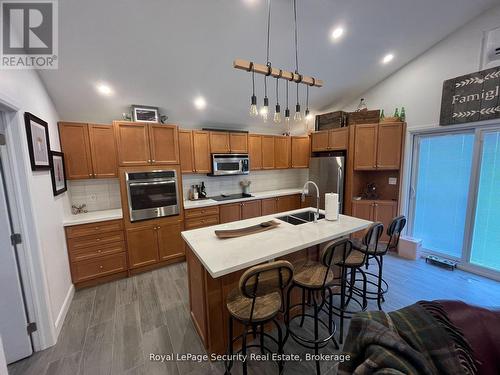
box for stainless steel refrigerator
[308,152,346,213]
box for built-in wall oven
[211,154,249,176]
[126,170,180,222]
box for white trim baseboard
[54,285,74,337]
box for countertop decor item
[325,193,339,221]
[356,98,368,112]
[24,112,51,171]
[49,151,67,196]
[362,182,379,200]
[71,204,88,215]
[214,220,280,239]
[239,179,251,195]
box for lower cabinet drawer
[69,241,126,263]
[66,219,123,239]
[68,231,125,251]
[72,253,127,283]
[184,215,219,230]
[185,206,220,219]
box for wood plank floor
[8,255,500,375]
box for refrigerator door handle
[337,167,342,195]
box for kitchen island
[181,207,372,354]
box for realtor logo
[1,0,58,69]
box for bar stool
[284,243,341,375]
[332,224,383,344]
[351,216,406,310]
[224,260,294,375]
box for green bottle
[393,108,399,118]
[380,109,385,120]
[400,107,406,121]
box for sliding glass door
[409,127,500,276]
[470,130,500,272]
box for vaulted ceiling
[39,0,497,131]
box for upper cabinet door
[376,122,403,170]
[157,221,184,261]
[58,122,93,179]
[114,122,151,166]
[354,124,378,170]
[209,132,230,153]
[274,136,291,169]
[261,136,275,169]
[248,135,262,170]
[192,131,211,173]
[329,128,349,150]
[88,124,118,178]
[179,130,194,173]
[291,136,310,168]
[149,124,180,165]
[311,131,329,152]
[229,133,248,153]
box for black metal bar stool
[284,243,341,375]
[351,216,406,310]
[224,260,294,375]
[330,223,384,343]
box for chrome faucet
[301,180,320,223]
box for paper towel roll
[325,193,339,221]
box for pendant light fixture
[235,0,322,124]
[249,63,258,117]
[304,83,313,132]
[273,77,281,123]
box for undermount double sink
[276,210,325,225]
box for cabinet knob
[95,227,99,230]
[148,159,151,163]
[152,160,156,162]
[97,250,102,253]
[96,238,101,242]
[89,174,92,177]
[99,265,103,269]
[157,226,161,229]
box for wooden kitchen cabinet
[351,199,397,242]
[354,122,403,170]
[59,122,118,179]
[209,132,230,153]
[114,121,180,166]
[193,131,211,173]
[58,122,93,179]
[262,136,275,169]
[276,195,301,212]
[229,133,248,153]
[275,136,291,169]
[376,122,403,170]
[179,130,195,173]
[127,221,185,269]
[219,203,241,224]
[185,206,220,229]
[241,200,261,219]
[311,128,348,152]
[261,198,277,215]
[248,134,262,170]
[291,136,310,168]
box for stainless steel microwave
[125,170,180,222]
[211,154,249,176]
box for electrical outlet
[388,177,397,185]
[88,193,97,202]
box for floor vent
[425,255,457,270]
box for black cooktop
[210,193,253,201]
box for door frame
[0,96,55,351]
[406,123,500,281]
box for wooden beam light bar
[233,59,323,87]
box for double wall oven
[126,170,180,222]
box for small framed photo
[50,151,67,196]
[24,112,51,170]
[131,105,159,123]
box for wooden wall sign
[440,66,500,125]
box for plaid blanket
[338,301,477,375]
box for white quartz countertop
[181,207,372,278]
[183,188,303,209]
[63,209,123,226]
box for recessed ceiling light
[330,27,344,41]
[382,53,394,64]
[96,83,113,96]
[194,96,207,110]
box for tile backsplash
[68,179,121,212]
[182,169,309,200]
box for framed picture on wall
[131,105,159,123]
[24,112,51,170]
[50,151,67,196]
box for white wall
[0,69,72,349]
[336,5,500,129]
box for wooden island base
[186,243,335,355]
